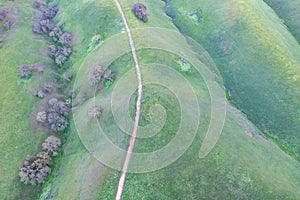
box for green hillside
[165,0,300,159]
[1,0,300,199]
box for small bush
[46,98,70,132]
[88,65,105,85]
[18,65,32,78]
[0,9,15,30]
[88,105,103,118]
[47,112,68,132]
[33,19,55,34]
[49,45,72,66]
[19,152,52,185]
[88,66,114,86]
[42,135,61,156]
[62,72,72,81]
[36,111,47,123]
[36,98,71,132]
[88,34,101,52]
[34,82,55,98]
[33,1,58,20]
[32,1,58,34]
[49,27,72,45]
[132,3,148,22]
[0,9,8,21]
[32,62,46,73]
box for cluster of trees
[19,136,61,185]
[132,3,148,22]
[37,97,71,132]
[32,1,58,34]
[32,1,73,66]
[19,1,75,186]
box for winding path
[113,0,143,200]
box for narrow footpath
[113,1,143,200]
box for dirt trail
[113,1,143,200]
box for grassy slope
[38,1,125,199]
[263,0,300,43]
[165,0,300,158]
[97,49,300,199]
[94,0,300,199]
[38,0,300,199]
[0,1,50,199]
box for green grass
[0,1,52,199]
[97,48,300,199]
[37,1,125,199]
[2,0,298,199]
[263,0,300,43]
[165,0,300,159]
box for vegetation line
[113,1,143,200]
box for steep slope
[38,0,300,199]
[165,0,300,159]
[263,0,300,43]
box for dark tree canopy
[32,1,58,34]
[132,3,148,22]
[49,45,72,66]
[19,152,52,185]
[42,135,61,156]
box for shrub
[42,135,61,156]
[62,72,72,81]
[88,66,114,86]
[19,152,52,185]
[36,111,47,123]
[49,27,72,45]
[32,62,46,73]
[34,82,55,98]
[32,2,58,34]
[33,19,55,34]
[18,65,32,78]
[34,89,46,98]
[49,45,72,66]
[65,90,75,98]
[132,3,148,22]
[103,69,114,81]
[36,98,70,132]
[47,112,68,132]
[46,98,70,132]
[33,1,58,20]
[88,34,101,52]
[88,105,103,118]
[0,9,8,21]
[0,9,15,30]
[88,65,105,85]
